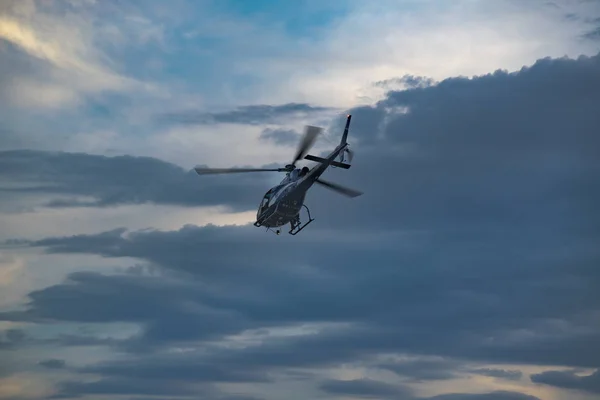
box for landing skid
[289,204,315,236]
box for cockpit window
[259,185,283,211]
[260,197,267,207]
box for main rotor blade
[194,167,284,175]
[315,178,363,198]
[292,125,321,166]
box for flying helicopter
[194,114,362,235]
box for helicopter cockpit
[258,184,283,216]
[257,166,311,218]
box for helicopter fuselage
[255,142,347,228]
[255,182,306,228]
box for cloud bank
[2,51,600,399]
[2,1,600,400]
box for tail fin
[340,114,351,145]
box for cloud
[38,359,66,369]
[2,53,600,387]
[3,208,598,367]
[425,392,540,400]
[377,357,461,381]
[4,329,25,343]
[583,26,600,40]
[3,0,599,176]
[2,50,600,400]
[259,128,301,145]
[374,75,437,90]
[318,378,412,398]
[0,252,26,307]
[77,356,271,383]
[530,369,600,394]
[317,379,540,400]
[0,0,158,109]
[252,0,600,108]
[469,369,522,381]
[157,103,334,126]
[1,269,243,328]
[0,328,27,381]
[0,150,273,212]
[314,52,600,234]
[0,328,26,350]
[54,377,208,398]
[53,377,263,400]
[2,1,600,399]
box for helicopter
[194,114,362,235]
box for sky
[1,0,600,399]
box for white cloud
[5,77,80,109]
[0,0,163,109]
[243,0,600,107]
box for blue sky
[1,1,600,400]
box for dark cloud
[311,53,600,240]
[326,104,386,146]
[378,358,460,381]
[318,378,412,398]
[583,26,600,40]
[0,329,26,375]
[564,12,579,21]
[7,209,599,368]
[77,355,271,383]
[3,52,600,399]
[39,359,67,369]
[530,369,600,394]
[4,328,26,343]
[0,270,255,351]
[157,103,333,126]
[219,396,265,400]
[259,128,300,145]
[54,377,206,398]
[44,341,269,398]
[122,397,263,400]
[425,392,540,400]
[46,334,119,348]
[468,368,522,381]
[318,378,538,400]
[0,150,272,211]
